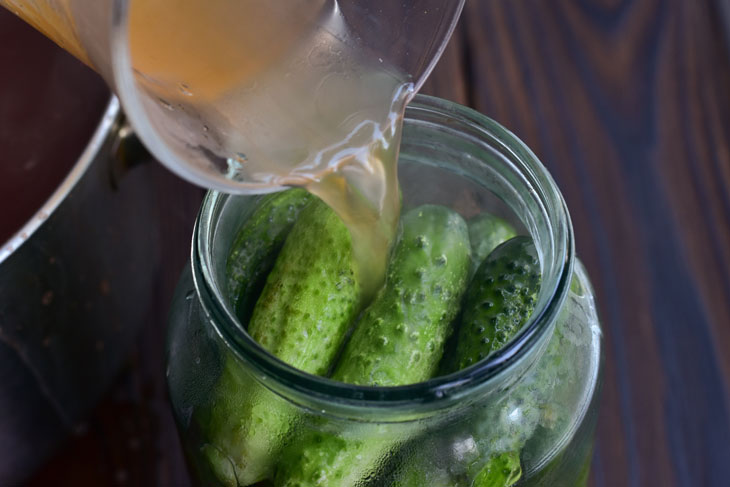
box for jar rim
[192,94,575,414]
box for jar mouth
[192,95,574,415]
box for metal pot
[0,13,164,476]
[0,94,160,483]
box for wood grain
[27,1,730,486]
[424,1,730,486]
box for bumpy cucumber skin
[249,198,363,375]
[455,238,540,485]
[467,214,516,278]
[334,205,471,385]
[393,236,541,487]
[438,214,518,375]
[274,205,471,487]
[226,189,313,323]
[455,236,540,371]
[204,188,312,487]
[203,198,362,487]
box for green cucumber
[200,357,285,487]
[455,236,540,371]
[203,197,364,486]
[274,204,471,487]
[393,236,540,487]
[249,197,364,374]
[467,214,517,278]
[455,237,539,486]
[438,213,518,374]
[226,189,313,323]
[334,205,471,385]
[473,451,522,487]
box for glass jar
[167,95,603,487]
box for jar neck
[192,95,574,420]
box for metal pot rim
[0,97,121,263]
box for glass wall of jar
[167,95,603,487]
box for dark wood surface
[26,1,730,486]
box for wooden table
[28,1,730,486]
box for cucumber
[202,197,364,486]
[467,214,516,278]
[438,213,518,374]
[473,451,522,487]
[249,197,364,374]
[454,237,539,486]
[392,236,540,487]
[455,236,540,371]
[274,204,471,487]
[226,189,313,323]
[200,357,286,487]
[334,205,471,385]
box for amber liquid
[128,0,411,295]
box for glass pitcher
[1,0,464,193]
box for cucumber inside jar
[197,190,595,487]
